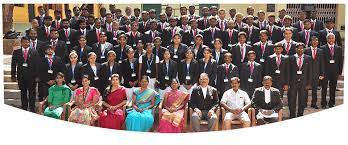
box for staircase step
[4,75,15,82]
[4,82,19,90]
[4,89,21,99]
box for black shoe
[336,88,340,91]
[322,105,327,109]
[329,105,335,108]
[311,105,319,109]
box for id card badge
[191,41,195,45]
[228,43,233,48]
[247,41,251,45]
[100,55,106,59]
[248,78,253,82]
[71,79,76,84]
[165,76,170,80]
[131,73,136,77]
[118,60,122,64]
[260,58,265,62]
[211,41,214,44]
[66,41,71,45]
[173,55,178,59]
[224,78,229,83]
[48,70,53,74]
[109,77,111,81]
[133,44,136,47]
[275,70,281,74]
[113,37,117,41]
[94,76,99,80]
[146,69,151,74]
[268,40,273,44]
[297,71,303,75]
[330,60,335,64]
[185,76,191,80]
[22,63,28,67]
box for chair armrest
[158,99,164,123]
[278,108,283,122]
[38,98,48,115]
[214,108,220,131]
[248,108,256,126]
[63,101,75,120]
[189,108,193,132]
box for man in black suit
[288,43,312,118]
[231,32,252,68]
[144,20,162,44]
[254,10,267,30]
[37,16,53,42]
[100,51,121,96]
[251,76,283,125]
[76,19,89,38]
[265,43,289,98]
[28,29,46,58]
[48,29,68,63]
[107,21,125,46]
[190,73,219,132]
[292,11,307,32]
[131,8,141,22]
[11,37,40,112]
[139,11,151,34]
[242,15,260,45]
[197,7,210,30]
[157,13,169,32]
[102,13,114,32]
[51,10,62,30]
[87,18,106,46]
[266,13,282,44]
[120,16,132,33]
[58,18,78,54]
[182,19,204,46]
[179,15,190,32]
[198,48,218,87]
[310,11,324,32]
[216,53,239,97]
[161,17,184,47]
[281,15,299,42]
[318,18,342,46]
[304,36,324,109]
[125,21,144,49]
[188,5,200,21]
[298,19,319,47]
[280,27,297,56]
[35,6,46,27]
[242,6,258,23]
[153,37,167,61]
[234,13,248,31]
[240,51,263,98]
[203,16,223,49]
[320,33,343,108]
[253,30,274,75]
[275,8,286,27]
[38,45,65,102]
[91,32,114,63]
[224,20,239,50]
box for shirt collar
[22,47,29,51]
[294,53,304,58]
[311,46,317,50]
[238,42,245,48]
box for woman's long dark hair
[103,74,120,100]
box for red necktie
[193,29,196,37]
[248,27,252,37]
[330,46,334,57]
[277,56,281,68]
[220,22,224,30]
[24,49,28,61]
[286,42,291,54]
[52,41,56,49]
[298,56,302,70]
[49,58,53,67]
[162,23,166,30]
[312,21,316,30]
[114,31,117,38]
[313,48,317,59]
[261,43,265,55]
[133,32,137,38]
[300,22,304,31]
[204,18,207,27]
[172,28,175,38]
[229,30,233,41]
[269,26,273,36]
[32,41,36,49]
[250,62,254,74]
[240,45,244,61]
[211,28,215,40]
[305,31,310,46]
[225,64,229,74]
[56,21,60,29]
[96,29,100,42]
[108,25,112,32]
[65,30,69,40]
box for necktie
[312,21,316,30]
[250,62,254,74]
[300,21,304,31]
[32,41,36,49]
[49,58,53,67]
[313,48,317,59]
[286,42,291,54]
[248,26,252,37]
[330,46,334,57]
[172,28,175,38]
[114,31,117,38]
[152,31,156,40]
[46,27,50,37]
[225,64,229,74]
[52,41,56,50]
[240,45,244,61]
[65,29,69,40]
[162,23,166,30]
[229,30,233,42]
[82,30,85,36]
[269,26,273,36]
[56,21,60,29]
[133,32,137,38]
[220,22,224,30]
[204,18,207,27]
[298,56,302,70]
[97,29,100,42]
[261,43,265,55]
[108,25,112,31]
[24,49,28,61]
[211,28,215,40]
[277,56,281,68]
[305,31,310,46]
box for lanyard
[109,65,113,76]
[147,55,154,69]
[165,62,169,76]
[186,63,190,76]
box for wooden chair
[158,99,188,132]
[221,107,253,130]
[250,108,283,126]
[63,100,103,126]
[37,98,65,120]
[189,107,220,132]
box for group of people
[11,4,343,132]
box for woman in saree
[157,78,189,133]
[99,74,127,129]
[125,76,160,132]
[68,75,101,125]
[44,72,72,119]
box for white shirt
[91,65,97,76]
[221,89,250,110]
[201,86,208,99]
[264,87,271,103]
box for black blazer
[318,29,342,46]
[153,46,167,61]
[320,44,343,77]
[178,59,199,85]
[234,22,248,32]
[280,40,297,56]
[113,45,131,63]
[73,45,92,65]
[51,20,62,30]
[298,30,319,47]
[158,59,178,90]
[212,49,228,65]
[280,26,299,42]
[64,62,83,87]
[241,25,260,45]
[311,19,324,32]
[304,47,325,80]
[189,44,206,60]
[86,28,107,46]
[190,85,219,111]
[11,48,40,80]
[121,58,139,88]
[216,63,239,93]
[182,28,204,46]
[35,15,45,27]
[120,25,132,33]
[265,54,290,88]
[292,21,304,32]
[37,26,52,42]
[106,30,125,46]
[139,20,151,34]
[197,17,210,30]
[230,43,253,68]
[91,42,113,63]
[58,28,78,52]
[251,87,283,112]
[161,27,185,47]
[288,54,312,86]
[223,29,239,49]
[47,40,68,63]
[81,63,102,90]
[125,31,144,48]
[240,61,263,97]
[198,58,218,86]
[100,61,122,92]
[266,25,282,44]
[75,28,90,38]
[38,56,65,83]
[30,39,46,58]
[202,27,224,48]
[253,41,274,63]
[167,43,188,63]
[144,30,162,44]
